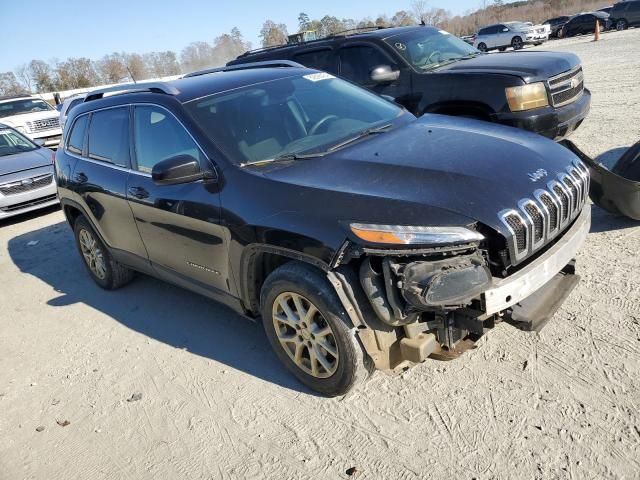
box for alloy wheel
[78,229,107,280]
[272,292,339,378]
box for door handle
[73,172,88,184]
[128,186,149,199]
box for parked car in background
[461,34,476,45]
[59,93,87,130]
[0,124,57,220]
[609,0,640,30]
[543,15,572,38]
[229,25,590,140]
[0,95,62,148]
[473,21,548,52]
[559,12,610,37]
[55,64,591,395]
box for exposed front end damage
[327,205,591,373]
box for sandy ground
[1,30,639,480]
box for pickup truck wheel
[477,42,487,52]
[73,216,134,290]
[511,36,523,50]
[261,262,369,396]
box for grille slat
[548,66,584,107]
[0,174,53,196]
[499,162,589,265]
[26,117,60,133]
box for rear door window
[293,49,337,74]
[67,115,88,155]
[87,107,130,167]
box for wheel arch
[240,244,331,316]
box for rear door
[125,104,229,293]
[496,25,510,47]
[70,107,147,262]
[629,1,640,24]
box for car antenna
[127,67,137,84]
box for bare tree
[391,10,417,26]
[124,53,147,82]
[28,60,56,93]
[55,57,100,90]
[181,41,216,73]
[411,0,429,23]
[14,64,32,93]
[213,28,251,63]
[96,53,128,84]
[0,72,28,96]
[260,20,288,48]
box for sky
[2,0,492,72]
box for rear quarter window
[66,115,88,155]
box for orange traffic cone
[594,19,601,41]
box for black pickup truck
[228,25,590,140]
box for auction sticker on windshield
[303,72,335,82]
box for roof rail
[83,82,179,102]
[236,25,392,59]
[184,60,304,78]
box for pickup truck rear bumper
[495,88,591,140]
[482,204,590,315]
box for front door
[125,104,229,294]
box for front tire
[260,262,369,396]
[511,36,523,50]
[73,216,134,290]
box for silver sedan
[0,124,58,221]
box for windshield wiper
[328,124,393,152]
[239,151,326,168]
[421,52,484,71]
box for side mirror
[370,65,400,84]
[33,138,46,147]
[503,28,509,32]
[152,154,203,186]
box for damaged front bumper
[328,205,590,372]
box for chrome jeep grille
[26,117,60,133]
[547,66,584,107]
[0,173,53,196]
[499,160,589,264]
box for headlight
[505,82,549,111]
[349,223,484,245]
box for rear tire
[73,216,134,290]
[260,261,370,397]
[477,42,487,52]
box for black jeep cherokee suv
[228,26,590,141]
[56,63,591,396]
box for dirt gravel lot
[1,30,639,480]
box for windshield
[0,128,38,157]
[0,98,54,118]
[384,28,480,71]
[185,73,410,165]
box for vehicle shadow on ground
[7,221,315,395]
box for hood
[437,51,581,83]
[1,109,59,128]
[0,148,52,177]
[253,115,581,239]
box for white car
[59,93,87,130]
[474,21,549,52]
[0,95,63,148]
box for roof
[233,26,429,61]
[0,94,34,102]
